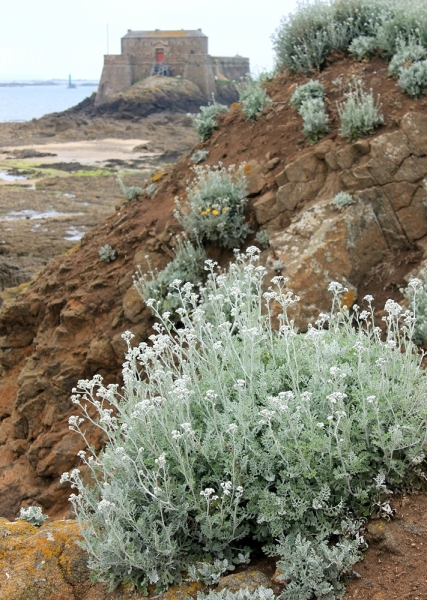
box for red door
[156,49,164,62]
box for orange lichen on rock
[340,289,356,310]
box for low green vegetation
[254,229,270,249]
[398,60,427,98]
[332,191,355,211]
[15,506,48,527]
[117,177,143,201]
[174,163,250,249]
[98,244,116,263]
[273,0,427,74]
[191,99,228,141]
[133,238,207,319]
[402,267,427,345]
[191,149,209,164]
[63,248,427,597]
[290,81,329,144]
[348,35,378,61]
[237,74,271,120]
[337,79,384,141]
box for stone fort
[96,29,249,105]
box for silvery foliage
[144,182,158,198]
[266,534,361,600]
[117,177,143,202]
[299,97,330,144]
[290,80,325,110]
[191,99,228,141]
[398,60,427,98]
[197,587,276,600]
[290,81,329,144]
[402,269,427,345]
[99,244,116,263]
[174,163,250,249]
[332,192,355,211]
[187,556,249,586]
[388,36,427,77]
[16,506,48,527]
[337,78,384,141]
[237,74,271,120]
[62,247,427,596]
[272,0,427,73]
[255,229,270,249]
[349,36,378,61]
[133,238,207,320]
[192,149,210,164]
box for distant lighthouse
[68,75,76,89]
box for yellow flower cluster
[197,205,229,216]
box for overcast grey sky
[1,0,298,80]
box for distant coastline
[0,80,98,88]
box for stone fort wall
[96,30,249,105]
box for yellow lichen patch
[161,580,204,600]
[341,289,355,309]
[243,163,252,177]
[1,281,32,301]
[152,172,165,182]
[230,102,242,111]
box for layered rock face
[1,105,427,518]
[255,113,427,326]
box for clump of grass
[337,78,384,141]
[174,163,250,249]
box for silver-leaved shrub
[237,74,271,120]
[348,35,378,61]
[332,191,355,211]
[117,177,144,202]
[191,100,228,141]
[402,270,427,345]
[191,149,209,164]
[299,97,330,144]
[388,36,427,77]
[16,506,48,527]
[62,248,427,597]
[98,244,116,263]
[174,163,250,249]
[290,80,325,110]
[398,59,427,98]
[133,238,207,319]
[337,78,384,141]
[290,81,329,144]
[273,0,427,73]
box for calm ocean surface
[0,84,98,122]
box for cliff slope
[1,55,427,520]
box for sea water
[0,84,98,122]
